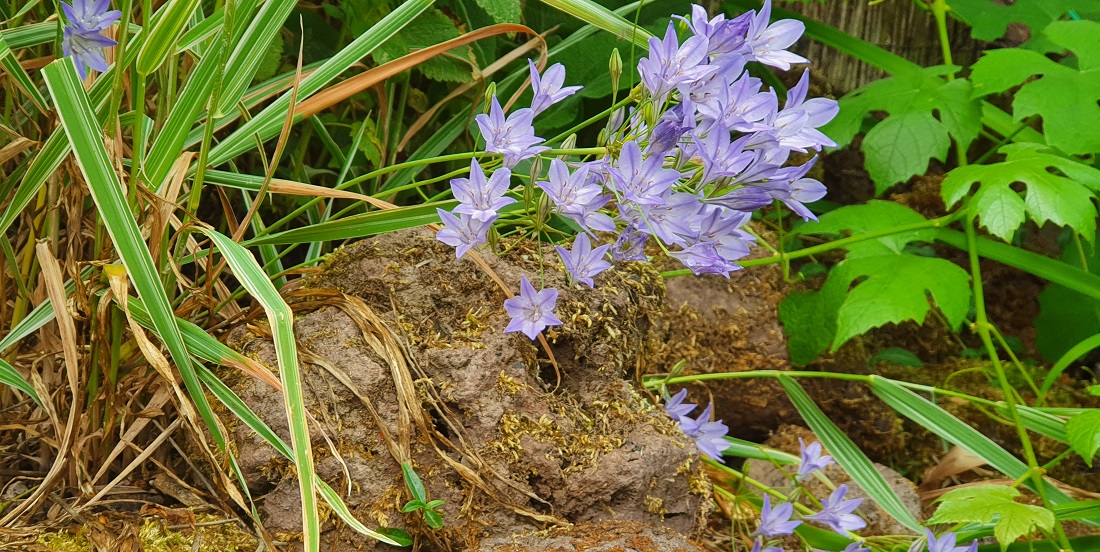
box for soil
[221,229,711,551]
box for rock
[221,229,710,550]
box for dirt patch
[222,229,709,550]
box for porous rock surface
[222,229,709,550]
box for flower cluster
[60,0,120,79]
[431,1,837,340]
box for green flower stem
[660,212,963,278]
[704,459,816,516]
[964,212,1074,550]
[931,0,968,167]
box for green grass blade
[0,21,56,49]
[0,34,48,112]
[244,201,456,246]
[777,375,923,532]
[722,437,798,465]
[204,0,432,167]
[214,0,296,117]
[869,377,1074,504]
[0,359,41,407]
[536,0,651,48]
[196,228,318,552]
[41,60,226,450]
[1041,332,1100,399]
[136,0,202,76]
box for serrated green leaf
[796,200,934,258]
[929,485,1055,550]
[1066,410,1100,467]
[948,0,1100,51]
[941,145,1100,241]
[832,255,971,348]
[475,0,520,24]
[371,8,472,83]
[778,271,847,366]
[969,21,1100,155]
[862,112,950,193]
[821,67,981,194]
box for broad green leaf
[929,486,1056,550]
[794,200,934,258]
[371,8,472,83]
[474,0,520,24]
[969,21,1100,155]
[822,67,981,194]
[861,112,950,193]
[777,376,923,532]
[942,145,1100,241]
[831,255,971,348]
[1035,236,1100,362]
[867,347,924,368]
[947,0,1100,51]
[1066,410,1100,467]
[136,0,202,76]
[777,273,846,366]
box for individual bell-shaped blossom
[751,495,801,537]
[555,233,612,288]
[670,242,741,277]
[663,389,697,422]
[537,159,615,233]
[610,141,681,206]
[695,74,778,135]
[769,159,827,221]
[693,124,756,186]
[771,70,839,152]
[62,0,120,32]
[680,4,749,56]
[611,225,649,262]
[503,276,563,340]
[435,208,493,259]
[475,97,549,168]
[528,59,582,116]
[796,438,833,480]
[686,206,755,263]
[63,26,117,79]
[451,160,516,222]
[925,529,978,552]
[805,484,866,534]
[743,0,810,70]
[637,22,718,102]
[618,192,700,247]
[676,403,731,461]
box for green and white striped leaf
[536,0,651,48]
[136,0,202,76]
[215,0,296,117]
[777,375,923,532]
[870,378,1075,505]
[197,228,319,552]
[0,34,47,112]
[245,201,456,245]
[42,60,226,451]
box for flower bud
[482,83,497,112]
[525,157,542,209]
[559,133,577,154]
[536,192,552,226]
[487,224,500,253]
[597,127,608,147]
[609,48,622,92]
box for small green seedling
[400,462,445,530]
